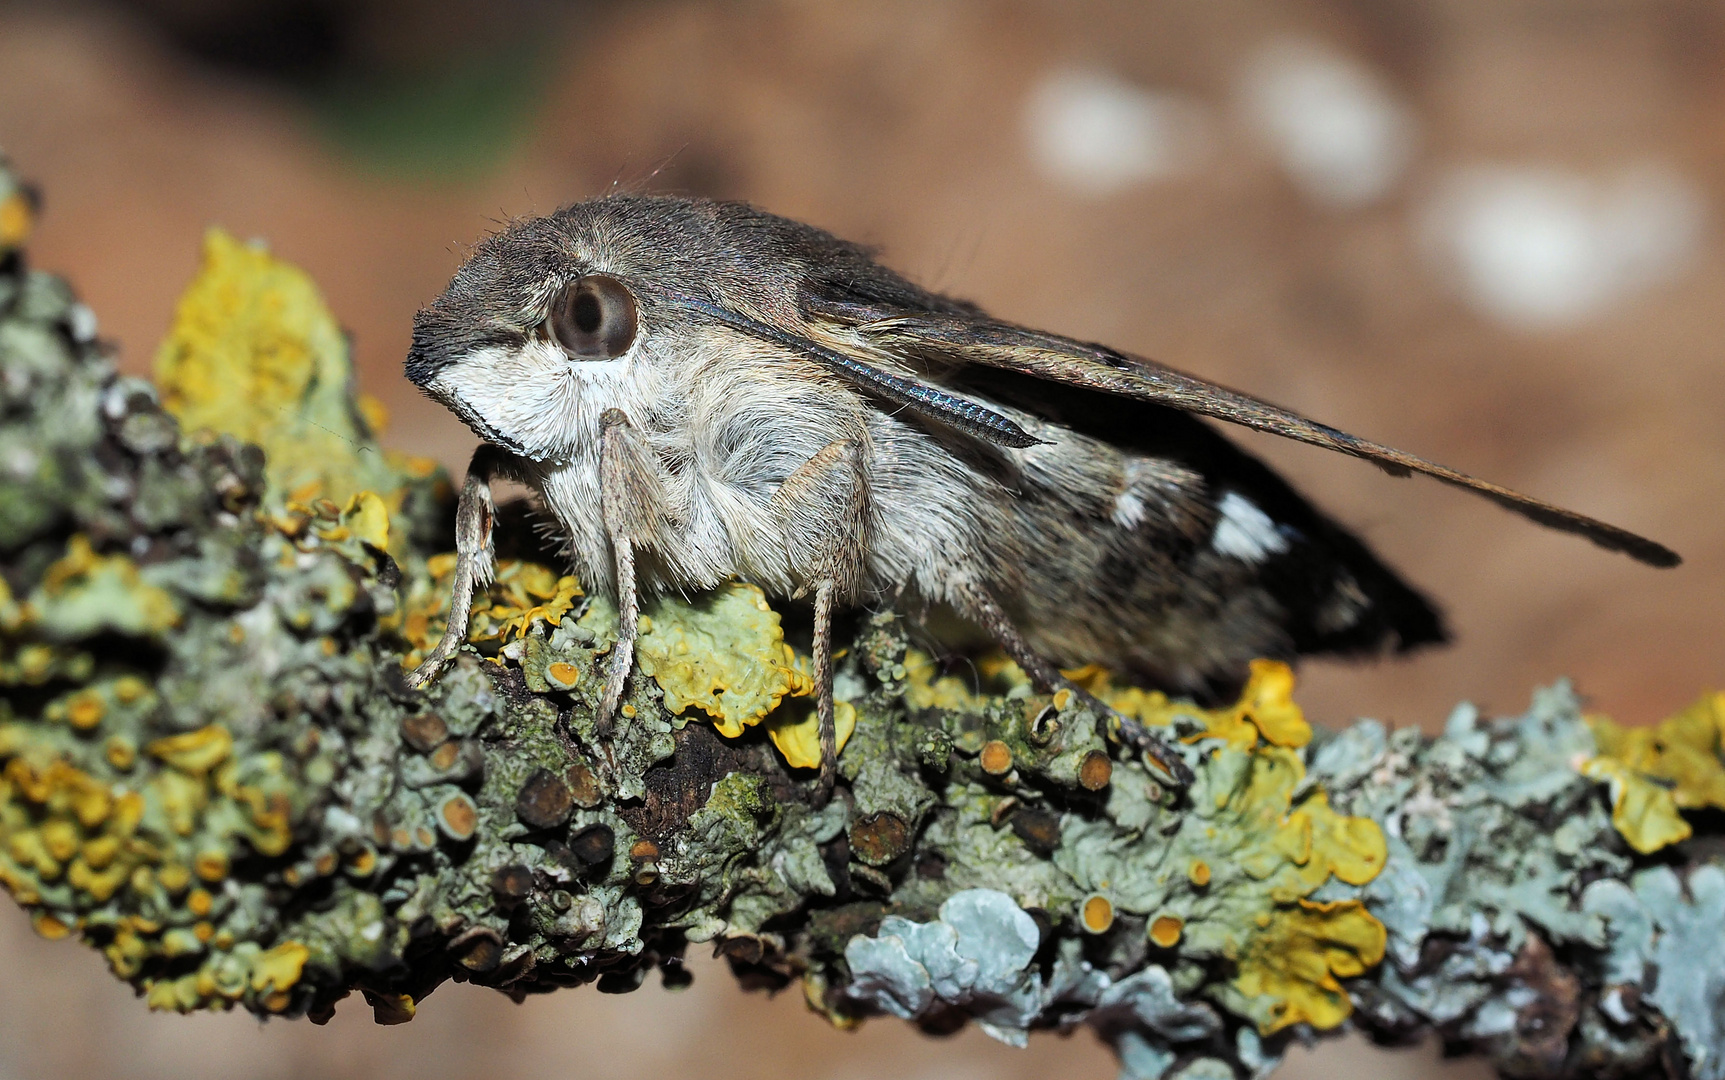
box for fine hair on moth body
[403,195,1680,799]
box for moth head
[407,194,1045,460]
[404,214,664,462]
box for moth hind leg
[954,578,1195,789]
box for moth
[403,195,1678,791]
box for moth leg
[953,579,1195,788]
[810,579,839,804]
[770,437,868,805]
[598,408,665,736]
[407,445,516,690]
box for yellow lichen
[0,188,34,250]
[250,941,310,993]
[1579,756,1691,855]
[399,557,582,668]
[763,700,858,771]
[1230,899,1387,1034]
[582,582,856,768]
[1,717,307,1010]
[154,229,395,507]
[365,990,417,1025]
[356,393,390,436]
[105,736,137,771]
[1074,659,1312,751]
[1296,792,1387,888]
[0,574,28,635]
[336,491,390,550]
[1582,691,1725,853]
[902,649,996,711]
[148,726,235,776]
[151,230,445,564]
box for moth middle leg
[770,436,868,805]
[954,579,1195,788]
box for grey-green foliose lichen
[1,150,1720,1079]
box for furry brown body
[403,195,1675,788]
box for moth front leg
[407,445,517,690]
[771,437,868,805]
[954,579,1195,789]
[597,408,666,736]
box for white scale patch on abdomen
[1211,491,1292,563]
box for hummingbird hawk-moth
[402,195,1678,792]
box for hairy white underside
[428,329,1005,608]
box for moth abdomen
[971,371,1446,698]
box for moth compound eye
[548,275,637,359]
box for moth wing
[804,297,1679,569]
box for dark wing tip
[1475,489,1680,569]
[1603,532,1682,569]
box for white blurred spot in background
[1239,38,1416,208]
[1023,68,1211,195]
[1418,163,1707,329]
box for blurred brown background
[0,0,1719,1077]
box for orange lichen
[438,793,479,841]
[979,740,1015,776]
[546,661,580,689]
[1078,751,1114,791]
[1149,914,1184,948]
[1081,894,1116,934]
[1,716,311,1013]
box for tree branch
[1,152,1720,1080]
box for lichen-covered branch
[2,153,1722,1080]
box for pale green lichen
[1052,660,1389,1035]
